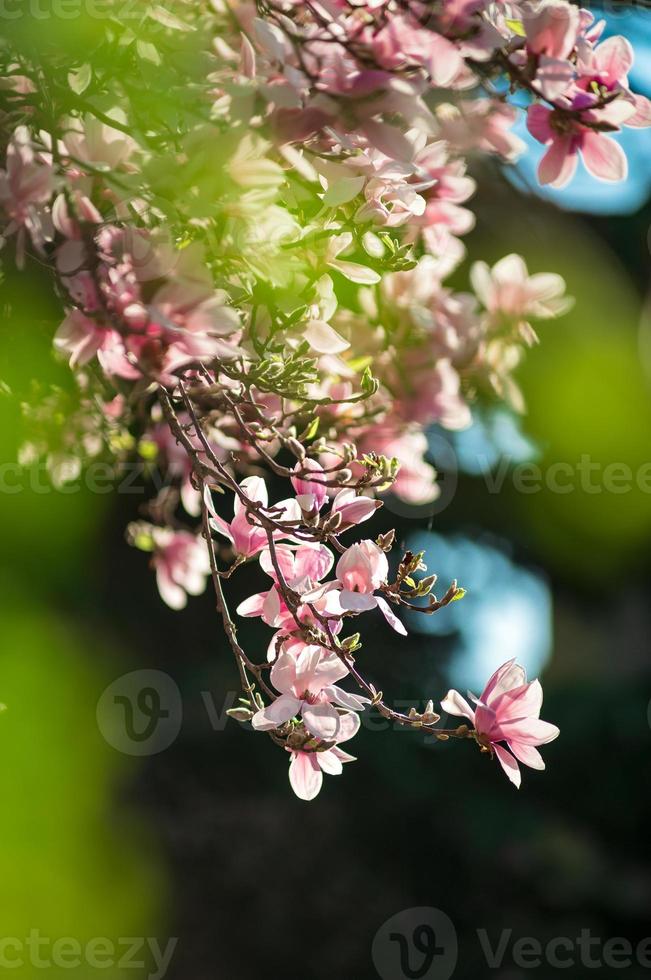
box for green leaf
[301,417,320,441]
[361,366,377,393]
[136,39,161,65]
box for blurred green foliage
[473,208,651,581]
[0,282,168,977]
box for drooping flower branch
[2,0,645,796]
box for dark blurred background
[1,7,651,979]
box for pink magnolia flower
[150,528,210,610]
[288,711,360,801]
[355,175,427,228]
[236,542,337,630]
[471,253,572,343]
[576,35,651,128]
[307,540,407,635]
[441,659,560,788]
[526,98,634,188]
[251,646,367,740]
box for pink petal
[326,686,370,711]
[626,94,651,129]
[316,749,343,775]
[500,717,560,746]
[338,590,378,612]
[301,701,340,740]
[375,595,408,635]
[440,689,475,723]
[425,33,464,87]
[580,132,627,182]
[269,651,298,695]
[538,136,578,187]
[260,543,295,582]
[235,592,267,617]
[594,35,633,81]
[526,104,553,144]
[252,694,301,730]
[508,741,545,770]
[335,711,361,743]
[288,752,323,801]
[361,119,414,161]
[493,743,522,788]
[209,513,234,544]
[156,567,186,610]
[481,659,524,704]
[304,319,350,355]
[294,543,334,583]
[491,679,543,722]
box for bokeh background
[1,5,650,978]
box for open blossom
[307,540,407,635]
[526,94,644,188]
[251,646,368,740]
[576,35,651,127]
[288,711,361,801]
[471,253,572,343]
[236,542,337,630]
[150,528,211,610]
[441,659,560,788]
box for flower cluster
[1,0,643,798]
